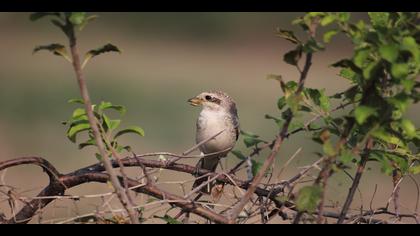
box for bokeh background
[0,12,419,223]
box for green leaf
[339,68,358,83]
[67,122,91,143]
[401,36,420,63]
[362,61,381,80]
[72,108,86,118]
[98,101,127,115]
[391,63,409,79]
[337,12,350,22]
[33,43,71,62]
[296,185,322,213]
[244,137,264,148]
[78,139,96,149]
[251,160,263,177]
[265,114,283,128]
[320,15,336,26]
[339,148,354,164]
[283,46,303,66]
[368,12,389,28]
[78,15,98,31]
[102,114,121,132]
[240,130,259,138]
[401,119,416,139]
[29,12,60,21]
[231,150,246,160]
[369,151,393,175]
[305,88,330,112]
[354,48,370,68]
[409,165,420,175]
[323,141,336,156]
[69,12,86,25]
[303,38,325,53]
[323,29,339,43]
[354,105,377,125]
[275,29,301,44]
[388,93,411,113]
[371,128,404,147]
[154,215,182,224]
[114,126,145,139]
[68,98,84,104]
[82,43,121,68]
[109,120,121,131]
[379,44,399,62]
[277,97,286,110]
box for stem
[227,52,313,223]
[337,138,373,224]
[67,23,139,224]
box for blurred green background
[0,12,419,223]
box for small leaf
[354,105,377,125]
[78,139,96,149]
[303,38,325,53]
[339,68,357,82]
[305,88,330,112]
[283,46,303,66]
[240,130,259,138]
[30,12,60,21]
[82,43,121,68]
[231,150,246,160]
[296,186,322,213]
[320,14,336,26]
[69,12,86,25]
[391,63,409,80]
[339,148,354,164]
[114,126,145,139]
[98,101,126,115]
[68,98,84,104]
[78,15,98,31]
[400,119,416,139]
[277,97,286,110]
[275,29,301,44]
[323,29,339,43]
[67,122,91,143]
[353,48,370,68]
[109,120,121,131]
[409,165,420,175]
[323,141,336,156]
[244,137,264,148]
[368,12,390,28]
[379,44,399,62]
[265,114,283,128]
[251,160,263,177]
[401,36,420,63]
[371,128,405,147]
[72,108,86,118]
[33,43,72,62]
[337,12,350,22]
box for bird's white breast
[196,108,236,154]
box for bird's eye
[205,95,212,101]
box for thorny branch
[1,153,414,224]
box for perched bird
[188,90,239,193]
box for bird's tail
[192,157,219,194]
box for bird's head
[188,91,237,114]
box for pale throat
[198,106,230,135]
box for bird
[188,90,239,194]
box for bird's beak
[188,97,203,106]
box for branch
[227,50,314,223]
[337,138,373,223]
[66,19,139,223]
